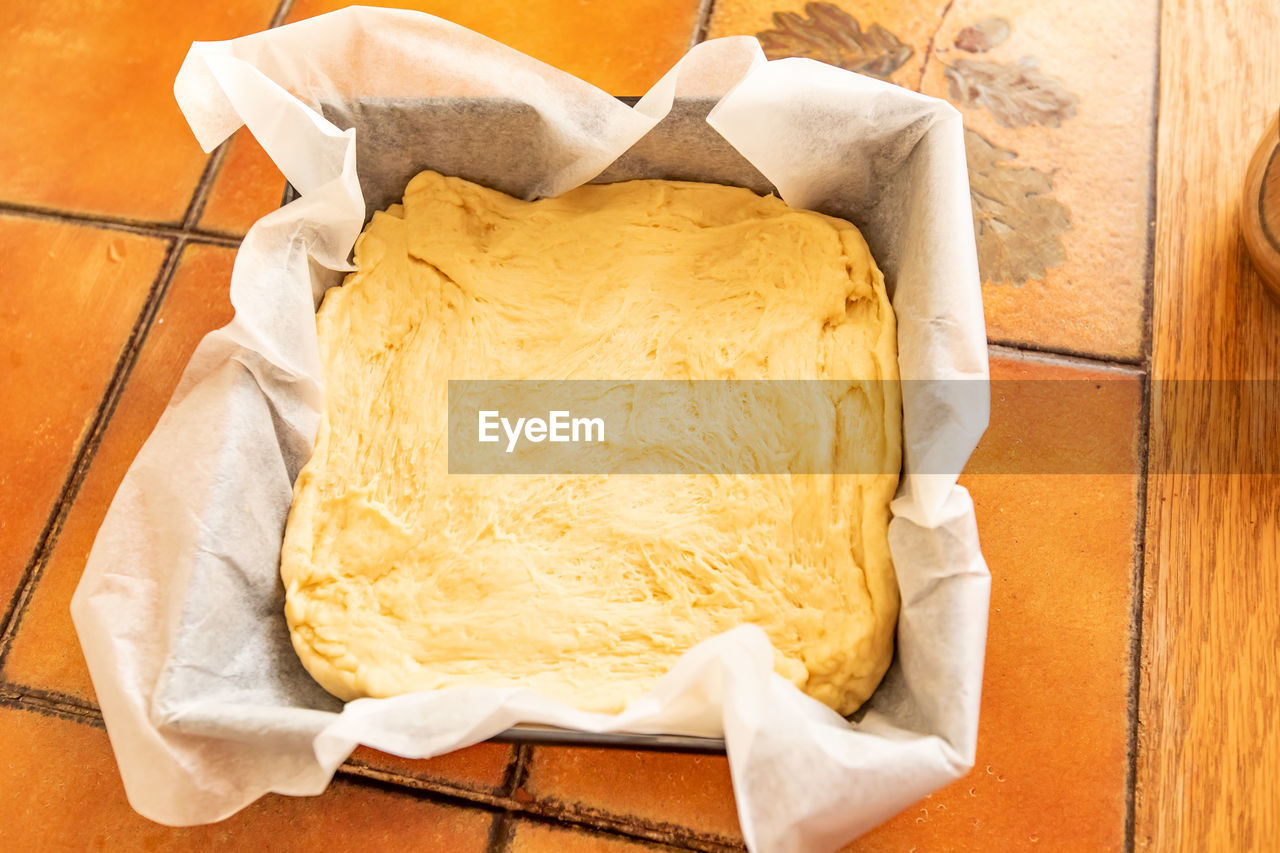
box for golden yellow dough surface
[281,171,901,715]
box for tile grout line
[268,0,297,29]
[0,235,186,669]
[1125,372,1154,853]
[181,140,232,232]
[500,799,738,852]
[1125,1,1164,850]
[690,0,717,47]
[328,770,514,824]
[340,769,707,852]
[486,743,528,850]
[0,682,99,717]
[341,759,514,810]
[336,753,739,850]
[916,0,958,91]
[486,746,536,851]
[345,769,724,850]
[986,342,1145,375]
[499,743,533,797]
[344,748,736,850]
[489,807,713,852]
[986,337,1145,370]
[0,683,104,728]
[485,810,516,853]
[0,202,241,247]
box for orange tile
[522,749,741,845]
[198,129,287,237]
[348,742,514,795]
[4,242,235,703]
[969,352,1146,475]
[201,0,705,236]
[0,0,279,222]
[852,352,1140,851]
[507,818,672,852]
[708,0,1158,360]
[0,705,494,849]
[288,0,701,95]
[0,216,167,619]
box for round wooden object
[1242,109,1280,300]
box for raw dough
[281,171,901,714]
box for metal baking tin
[276,95,869,753]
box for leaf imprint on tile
[756,3,913,81]
[966,128,1071,285]
[945,56,1080,128]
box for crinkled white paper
[72,9,991,851]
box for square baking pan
[277,94,879,754]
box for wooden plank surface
[1139,0,1280,848]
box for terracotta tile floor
[3,0,1269,850]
